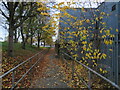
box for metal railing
[0,49,48,90]
[61,52,120,90]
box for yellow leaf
[101,12,105,15]
[100,30,102,33]
[81,7,85,12]
[116,29,119,32]
[104,70,108,73]
[106,30,110,35]
[109,49,113,51]
[94,63,97,66]
[82,41,87,44]
[96,17,99,21]
[100,16,103,19]
[80,60,82,62]
[92,60,95,62]
[81,51,83,54]
[86,19,90,23]
[101,53,107,59]
[86,63,89,66]
[100,68,102,72]
[109,40,113,45]
[104,40,109,45]
[58,2,64,6]
[41,12,49,16]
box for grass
[2,41,42,57]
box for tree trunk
[44,41,45,47]
[8,24,14,57]
[30,37,33,46]
[22,41,26,49]
[20,26,26,49]
[14,29,18,43]
[30,28,33,46]
[37,31,40,48]
[8,3,14,57]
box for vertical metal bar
[88,70,92,90]
[71,60,75,87]
[115,34,118,85]
[111,37,114,80]
[29,58,32,84]
[61,54,64,64]
[72,60,74,81]
[21,64,24,87]
[113,37,116,82]
[37,53,38,60]
[12,70,15,89]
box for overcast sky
[0,3,8,42]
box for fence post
[12,70,15,89]
[29,58,32,84]
[72,60,74,80]
[72,60,75,87]
[115,34,118,85]
[37,53,39,60]
[88,70,92,90]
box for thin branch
[0,8,9,20]
[2,2,8,10]
[13,2,19,11]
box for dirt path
[30,48,69,88]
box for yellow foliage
[109,49,113,51]
[102,35,106,38]
[109,40,113,45]
[96,17,99,21]
[102,22,106,25]
[53,5,57,8]
[106,30,110,35]
[81,7,85,12]
[100,30,102,33]
[41,12,49,16]
[81,51,83,54]
[100,16,103,19]
[64,12,68,16]
[73,54,78,57]
[68,36,73,38]
[58,2,64,6]
[104,40,109,45]
[100,53,107,59]
[116,29,119,32]
[100,68,103,72]
[92,60,95,62]
[100,12,105,15]
[86,19,90,23]
[62,6,70,10]
[82,41,87,44]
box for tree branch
[13,2,19,11]
[2,2,8,10]
[0,8,9,20]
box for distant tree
[0,2,37,56]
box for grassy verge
[2,41,42,57]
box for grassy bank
[2,41,42,57]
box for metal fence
[0,49,48,89]
[57,31,120,87]
[95,34,119,85]
[60,51,120,89]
